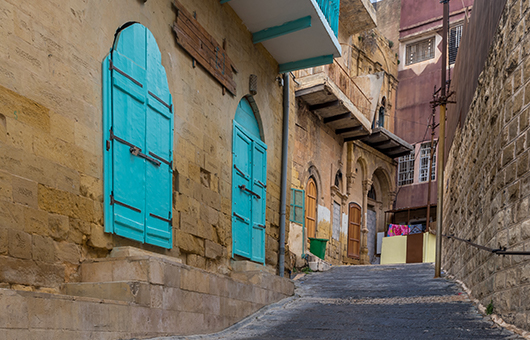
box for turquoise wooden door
[103,23,173,248]
[232,98,267,263]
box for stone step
[79,247,182,284]
[306,252,332,272]
[62,281,150,305]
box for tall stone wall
[442,0,530,330]
[0,0,287,290]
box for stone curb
[443,270,530,340]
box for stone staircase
[0,246,295,339]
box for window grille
[419,142,436,183]
[405,37,435,66]
[449,24,463,65]
[398,152,415,186]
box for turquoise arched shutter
[145,30,173,248]
[232,122,253,259]
[232,99,267,264]
[251,140,267,263]
[103,23,173,248]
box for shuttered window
[103,23,174,248]
[449,24,463,65]
[305,178,317,238]
[290,189,305,224]
[405,37,435,65]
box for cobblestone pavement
[159,263,523,340]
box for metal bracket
[233,212,246,221]
[110,194,141,213]
[109,60,143,88]
[149,213,172,224]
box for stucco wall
[0,0,288,289]
[442,0,530,330]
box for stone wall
[442,0,530,330]
[0,0,288,290]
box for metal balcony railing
[295,60,372,118]
[315,0,340,37]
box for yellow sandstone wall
[0,0,289,289]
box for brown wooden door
[406,233,424,263]
[348,203,361,258]
[305,178,317,238]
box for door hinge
[106,140,110,151]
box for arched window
[103,23,173,248]
[232,97,267,263]
[305,178,317,239]
[334,170,343,190]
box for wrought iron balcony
[295,61,413,159]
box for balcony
[295,61,413,159]
[221,0,376,73]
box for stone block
[209,274,229,297]
[54,241,80,264]
[176,311,205,335]
[186,254,206,269]
[32,235,55,263]
[88,224,113,250]
[0,256,64,287]
[0,170,12,202]
[23,206,49,236]
[205,240,224,260]
[80,261,113,283]
[0,227,7,255]
[0,291,29,328]
[63,282,150,305]
[12,175,38,208]
[48,213,68,241]
[113,259,149,282]
[150,284,163,308]
[175,230,204,255]
[162,286,181,311]
[9,229,32,259]
[68,218,91,243]
[163,263,182,288]
[180,267,210,294]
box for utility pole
[434,0,449,278]
[426,88,437,234]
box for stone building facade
[289,26,410,266]
[0,0,376,336]
[442,0,530,331]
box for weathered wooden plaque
[173,0,237,95]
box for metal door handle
[130,147,161,166]
[238,185,261,199]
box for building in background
[289,11,413,266]
[375,0,473,239]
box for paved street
[160,263,523,340]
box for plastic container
[308,237,328,260]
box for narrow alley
[158,264,523,340]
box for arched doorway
[305,178,317,239]
[232,97,267,263]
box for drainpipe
[279,73,290,277]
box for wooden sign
[173,0,237,95]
